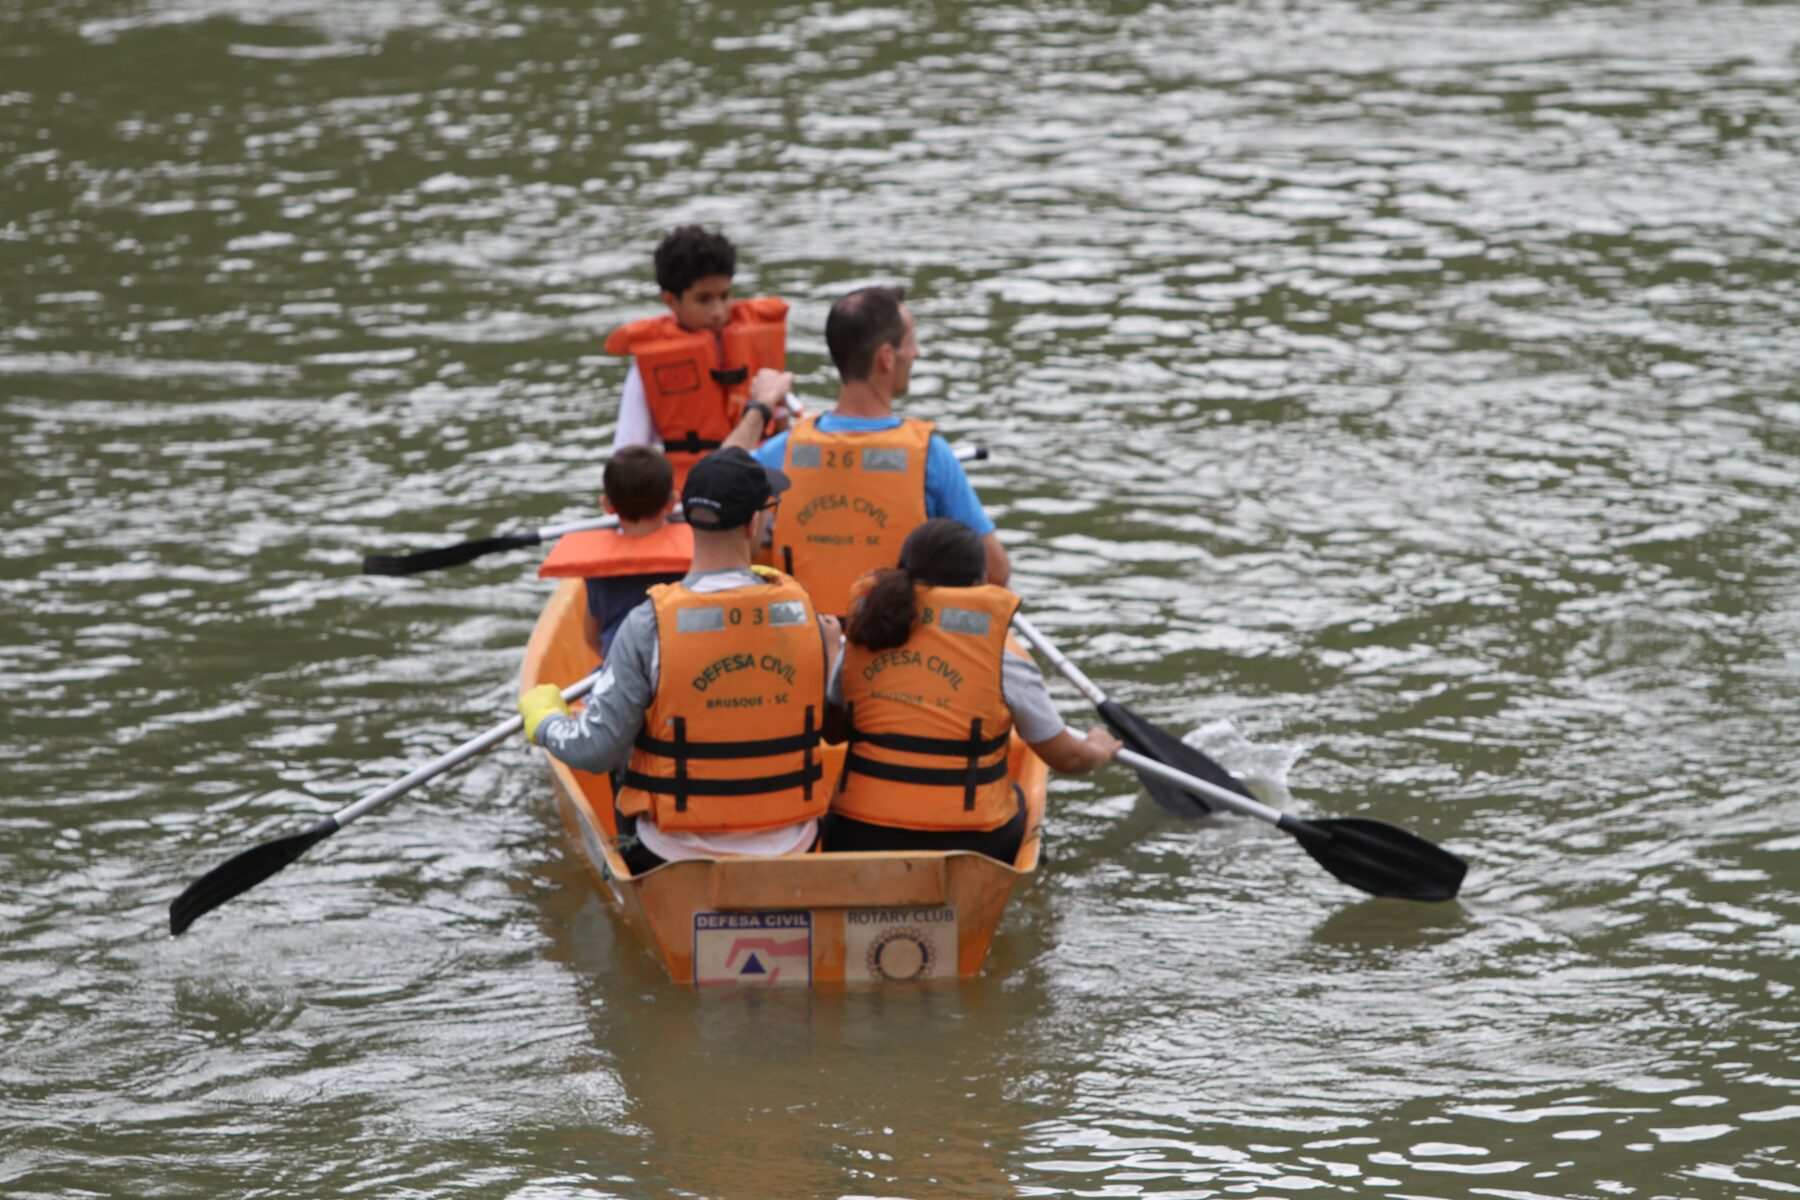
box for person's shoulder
[924,433,971,477]
[752,431,790,467]
[615,594,661,638]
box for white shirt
[611,364,661,452]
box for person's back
[730,285,1009,615]
[604,225,790,492]
[825,520,1119,862]
[537,446,691,659]
[616,565,826,840]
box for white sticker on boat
[693,911,813,987]
[845,906,958,983]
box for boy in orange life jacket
[823,519,1121,863]
[520,448,843,877]
[536,446,693,660]
[604,226,794,491]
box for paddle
[1118,748,1467,902]
[363,515,622,576]
[362,444,991,576]
[1011,616,1253,818]
[168,673,601,935]
[1010,617,1465,901]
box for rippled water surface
[3,0,1797,1196]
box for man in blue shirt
[725,286,1009,600]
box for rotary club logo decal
[846,907,958,983]
[865,925,937,981]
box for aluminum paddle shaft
[169,673,602,934]
[1012,615,1252,815]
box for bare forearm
[983,532,1011,588]
[1029,725,1122,775]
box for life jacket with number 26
[616,568,828,834]
[836,580,1022,832]
[774,415,933,616]
[603,296,788,486]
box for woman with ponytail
[825,519,1121,861]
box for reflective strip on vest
[835,582,1022,832]
[773,416,933,616]
[615,570,829,834]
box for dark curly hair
[653,226,737,297]
[846,519,987,652]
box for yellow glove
[519,683,572,745]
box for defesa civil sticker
[845,906,958,983]
[692,911,813,986]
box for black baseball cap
[681,447,791,531]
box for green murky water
[3,1,1796,1195]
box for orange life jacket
[773,416,932,616]
[616,569,829,834]
[536,522,694,579]
[835,581,1022,832]
[602,296,788,488]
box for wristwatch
[744,400,774,430]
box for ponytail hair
[846,518,987,652]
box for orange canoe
[519,578,1048,986]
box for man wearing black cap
[520,448,843,873]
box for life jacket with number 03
[535,523,694,579]
[836,581,1021,831]
[774,415,933,616]
[602,297,788,486]
[616,568,828,834]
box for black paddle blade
[1098,700,1255,819]
[168,818,339,935]
[362,532,538,576]
[1277,815,1467,902]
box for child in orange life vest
[535,446,692,660]
[605,225,794,491]
[823,519,1123,863]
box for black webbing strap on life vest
[665,431,724,456]
[624,706,824,810]
[710,365,749,388]
[781,545,794,575]
[846,709,1010,811]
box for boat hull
[521,578,1047,986]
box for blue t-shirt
[752,415,995,536]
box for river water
[3,1,1797,1196]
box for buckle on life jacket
[626,706,824,809]
[665,431,724,456]
[710,365,749,388]
[846,709,1010,810]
